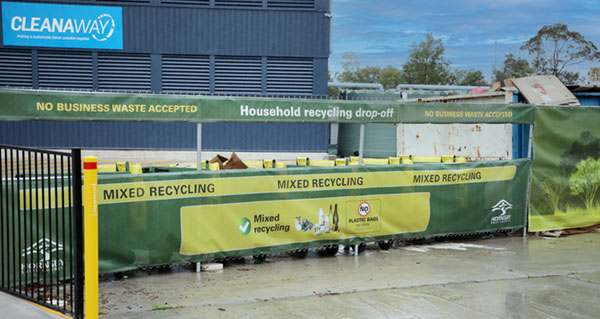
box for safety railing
[0,145,83,318]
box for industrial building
[0,0,331,151]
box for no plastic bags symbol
[358,202,370,216]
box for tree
[327,71,340,99]
[378,66,404,89]
[539,175,568,213]
[521,24,600,84]
[353,66,382,83]
[569,157,600,210]
[451,69,487,86]
[493,54,533,82]
[337,52,360,83]
[560,131,600,177]
[556,131,600,210]
[337,52,381,83]
[402,33,452,84]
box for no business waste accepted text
[36,101,197,113]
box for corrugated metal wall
[38,51,94,89]
[337,91,400,157]
[0,0,330,151]
[0,121,328,151]
[0,50,32,87]
[338,123,397,158]
[573,92,600,106]
[122,6,329,57]
[162,55,210,93]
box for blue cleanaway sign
[2,2,123,50]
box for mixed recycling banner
[0,88,535,124]
[97,160,529,273]
[529,106,600,231]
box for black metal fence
[0,145,83,318]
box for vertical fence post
[524,124,534,238]
[197,123,202,171]
[72,149,84,318]
[83,156,98,319]
[359,124,365,165]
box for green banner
[97,160,529,273]
[529,106,600,231]
[400,102,535,124]
[0,88,535,124]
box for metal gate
[0,145,83,318]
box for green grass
[529,208,600,232]
[152,304,173,311]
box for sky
[329,0,600,83]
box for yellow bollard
[209,162,220,170]
[83,156,99,319]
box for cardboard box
[209,154,229,169]
[224,152,248,170]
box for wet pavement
[98,233,600,318]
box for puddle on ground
[402,243,505,253]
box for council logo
[238,217,251,235]
[491,199,512,224]
[21,238,65,274]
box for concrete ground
[0,291,65,319]
[97,232,600,319]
